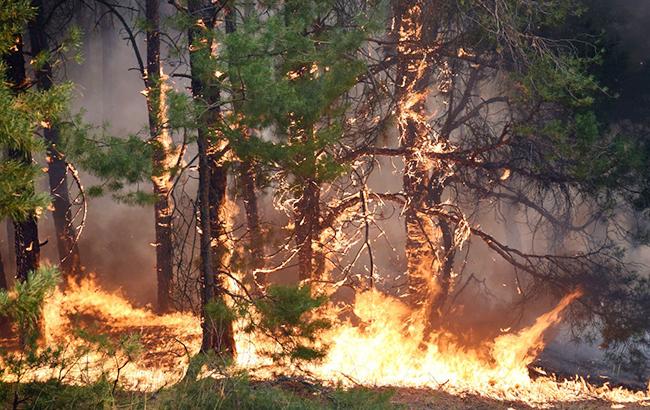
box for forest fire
[2,0,650,408]
[0,277,645,408]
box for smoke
[596,0,650,67]
[0,0,645,384]
[34,8,157,305]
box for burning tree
[2,0,650,407]
[201,0,650,352]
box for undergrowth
[0,377,397,409]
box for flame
[1,277,648,407]
[0,276,202,391]
[237,288,650,407]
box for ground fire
[0,276,647,408]
[1,0,650,408]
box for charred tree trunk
[241,159,264,279]
[5,36,40,283]
[188,0,235,357]
[145,0,174,314]
[425,187,455,318]
[295,179,320,282]
[4,221,15,280]
[29,0,83,281]
[395,0,452,323]
[5,37,43,345]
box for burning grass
[0,276,649,408]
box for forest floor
[1,374,647,408]
[256,379,647,409]
[388,387,640,409]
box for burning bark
[395,0,454,323]
[145,0,174,314]
[188,0,235,357]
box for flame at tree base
[0,277,648,408]
[285,289,650,406]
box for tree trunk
[0,249,6,291]
[240,159,264,284]
[188,0,235,357]
[4,221,15,280]
[295,179,320,282]
[29,0,83,281]
[395,0,452,322]
[11,209,39,284]
[0,248,9,335]
[4,35,40,283]
[145,0,174,314]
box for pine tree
[28,0,83,280]
[4,34,40,283]
[374,0,645,328]
[0,1,71,282]
[221,0,372,282]
[0,0,70,344]
[186,0,236,356]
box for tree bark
[295,179,320,282]
[28,0,83,281]
[0,248,6,291]
[188,0,235,357]
[145,0,174,313]
[240,159,264,282]
[395,0,453,322]
[4,35,40,283]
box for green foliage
[0,379,115,409]
[0,377,398,409]
[331,387,396,410]
[32,24,84,70]
[218,0,381,186]
[0,0,33,51]
[254,285,331,362]
[0,159,49,221]
[0,78,72,219]
[205,298,237,324]
[167,89,198,131]
[0,266,66,406]
[514,53,599,108]
[0,0,73,221]
[0,266,60,347]
[58,114,155,204]
[158,372,396,410]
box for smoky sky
[583,0,650,122]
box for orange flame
[1,278,648,407]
